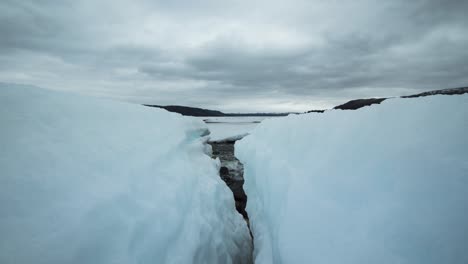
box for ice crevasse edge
[236,94,468,264]
[0,84,252,264]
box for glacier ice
[0,84,252,264]
[236,94,468,264]
[201,116,266,142]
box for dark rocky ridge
[402,87,468,98]
[145,86,468,116]
[308,86,468,112]
[143,105,225,117]
[306,109,326,113]
[333,98,387,110]
[144,104,291,117]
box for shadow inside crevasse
[209,141,249,220]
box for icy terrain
[0,84,252,264]
[201,117,267,142]
[236,95,468,264]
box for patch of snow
[236,94,468,264]
[0,83,252,264]
[207,122,256,142]
[200,116,272,142]
[210,133,249,143]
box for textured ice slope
[236,95,468,264]
[0,84,251,264]
[201,116,267,143]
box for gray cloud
[1,0,467,112]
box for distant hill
[402,87,468,98]
[307,86,468,112]
[146,87,468,116]
[143,105,225,117]
[333,98,387,110]
[144,104,291,117]
[306,110,326,113]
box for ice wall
[0,84,251,264]
[236,95,468,264]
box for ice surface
[0,83,252,264]
[206,123,254,142]
[200,116,269,142]
[209,133,249,143]
[236,95,468,264]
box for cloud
[1,0,467,111]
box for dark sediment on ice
[209,141,248,219]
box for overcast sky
[1,0,467,112]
